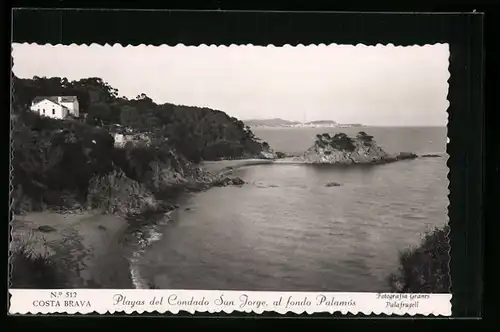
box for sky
[12,43,449,126]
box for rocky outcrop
[213,175,245,187]
[420,153,442,158]
[396,152,418,160]
[148,161,188,192]
[297,132,393,165]
[296,132,417,165]
[325,181,342,187]
[86,169,159,216]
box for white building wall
[73,100,80,117]
[113,133,126,147]
[30,100,67,119]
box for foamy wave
[127,214,172,289]
[129,258,150,289]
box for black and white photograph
[9,42,451,297]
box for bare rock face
[149,161,188,191]
[297,132,396,165]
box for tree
[388,226,450,293]
[331,133,356,151]
[136,93,151,101]
[357,131,374,143]
[69,77,118,110]
[86,103,113,126]
[119,105,142,128]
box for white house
[30,96,80,119]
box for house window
[52,109,55,115]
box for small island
[295,131,418,165]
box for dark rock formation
[275,151,288,159]
[213,175,245,187]
[396,152,418,160]
[325,182,342,187]
[420,153,442,158]
[38,225,56,233]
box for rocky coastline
[10,130,442,289]
[10,157,263,289]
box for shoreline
[10,158,275,289]
[10,154,442,289]
[199,158,274,174]
[10,211,134,288]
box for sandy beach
[10,158,275,289]
[199,158,274,174]
[10,211,134,288]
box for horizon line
[248,125,448,127]
[243,120,447,127]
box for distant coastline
[243,118,364,129]
[252,124,364,128]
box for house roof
[32,97,71,111]
[32,96,78,104]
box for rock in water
[230,176,245,185]
[38,225,56,233]
[297,132,394,165]
[325,182,342,187]
[396,152,418,160]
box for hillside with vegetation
[11,76,269,215]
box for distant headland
[243,118,364,128]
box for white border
[9,289,452,315]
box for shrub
[10,244,67,288]
[330,133,356,151]
[316,140,326,149]
[356,131,374,142]
[314,133,356,151]
[388,225,450,293]
[275,151,287,159]
[10,231,103,288]
[12,112,116,211]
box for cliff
[297,132,415,165]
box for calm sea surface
[131,127,449,292]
